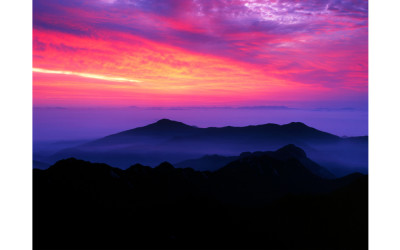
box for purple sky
[33,106,367,142]
[32,0,368,142]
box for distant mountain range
[33,144,367,249]
[40,119,367,176]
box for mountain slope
[33,154,367,249]
[176,144,335,179]
[47,119,367,176]
[175,154,239,171]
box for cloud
[32,0,368,107]
[33,68,142,83]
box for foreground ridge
[34,146,367,249]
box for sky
[33,106,367,143]
[32,0,368,142]
[33,0,368,108]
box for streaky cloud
[33,68,142,83]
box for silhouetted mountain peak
[272,144,335,179]
[50,158,112,171]
[49,157,82,170]
[151,119,191,127]
[155,161,175,172]
[276,144,307,158]
[284,122,309,128]
[129,119,198,133]
[130,163,145,168]
[126,163,152,174]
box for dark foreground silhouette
[33,145,367,249]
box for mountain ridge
[36,144,364,205]
[44,119,368,177]
[89,119,340,143]
[176,144,335,179]
[34,146,367,249]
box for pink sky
[33,0,368,108]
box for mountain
[175,154,239,171]
[86,119,198,146]
[36,144,357,207]
[267,144,335,178]
[175,144,335,179]
[46,119,367,176]
[33,151,367,249]
[210,145,357,204]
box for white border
[0,1,32,250]
[369,0,400,249]
[1,0,400,249]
